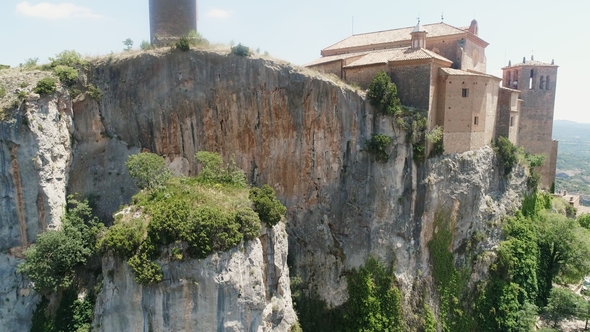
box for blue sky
[1,0,589,123]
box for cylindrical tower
[149,0,197,46]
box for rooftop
[323,22,473,52]
[503,58,557,69]
[439,67,500,79]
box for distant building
[149,0,198,46]
[307,20,558,190]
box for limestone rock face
[0,84,73,331]
[0,49,528,331]
[94,223,296,332]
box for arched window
[546,76,550,90]
[539,76,545,90]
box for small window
[546,76,550,90]
[510,116,514,127]
[474,116,479,126]
[462,88,469,97]
[539,76,545,90]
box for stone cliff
[0,49,527,331]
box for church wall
[344,64,387,88]
[428,40,462,69]
[496,88,520,145]
[389,63,432,111]
[461,39,487,73]
[310,61,343,79]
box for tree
[545,287,582,328]
[195,151,246,187]
[123,38,134,51]
[249,185,286,227]
[578,214,590,230]
[231,43,250,57]
[18,198,102,292]
[126,152,172,190]
[367,71,401,116]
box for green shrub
[195,151,246,187]
[34,77,57,95]
[526,153,545,167]
[123,38,133,51]
[367,71,401,116]
[0,64,9,70]
[235,208,262,240]
[98,218,144,257]
[426,125,444,157]
[494,136,520,174]
[128,253,163,284]
[0,85,6,98]
[49,50,87,68]
[187,30,209,47]
[53,65,79,86]
[249,185,286,227]
[366,134,391,162]
[18,198,102,292]
[140,40,153,50]
[578,214,590,229]
[86,84,101,100]
[175,36,190,51]
[21,58,38,70]
[126,152,172,190]
[231,43,250,57]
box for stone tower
[502,57,559,190]
[149,0,197,46]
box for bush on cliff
[33,77,57,95]
[18,198,103,292]
[366,133,391,162]
[367,71,401,116]
[126,152,172,190]
[99,151,266,284]
[231,43,250,57]
[250,184,286,227]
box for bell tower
[149,0,198,46]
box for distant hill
[553,120,590,205]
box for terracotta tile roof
[323,22,467,52]
[439,67,501,80]
[305,51,368,67]
[342,47,452,68]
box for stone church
[306,20,558,190]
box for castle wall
[310,61,343,79]
[344,64,387,88]
[496,87,520,145]
[389,63,432,111]
[440,73,499,153]
[149,0,197,46]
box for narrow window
[539,76,545,90]
[546,76,550,90]
[462,88,469,97]
[529,69,534,89]
[474,116,479,126]
[506,71,511,88]
[510,116,514,127]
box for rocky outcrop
[0,49,528,331]
[94,223,296,332]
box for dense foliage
[365,134,392,162]
[250,184,287,227]
[293,258,403,332]
[126,152,172,190]
[175,36,190,51]
[493,136,521,174]
[53,65,79,86]
[366,71,401,116]
[33,77,57,95]
[48,50,87,68]
[231,43,250,57]
[99,151,275,284]
[31,286,96,332]
[18,198,103,292]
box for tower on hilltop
[149,0,197,46]
[502,57,559,190]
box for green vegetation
[18,198,103,292]
[187,30,209,47]
[34,77,57,95]
[293,258,403,332]
[426,125,444,157]
[250,185,287,227]
[231,43,250,57]
[195,151,246,187]
[100,151,281,284]
[366,71,401,116]
[53,65,79,86]
[31,286,97,332]
[123,38,134,51]
[493,136,520,174]
[0,64,9,70]
[21,58,39,70]
[126,152,172,190]
[48,50,87,69]
[86,84,101,101]
[140,40,153,50]
[0,85,6,98]
[365,134,392,162]
[176,36,191,51]
[545,287,582,328]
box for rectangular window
[474,116,479,126]
[510,116,514,127]
[462,88,469,97]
